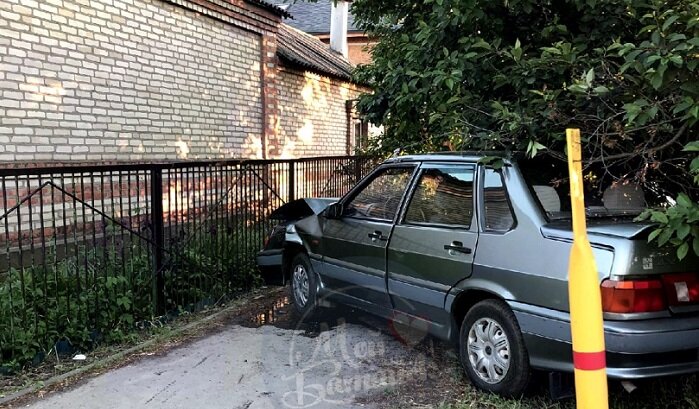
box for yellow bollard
[566,128,609,409]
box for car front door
[387,163,478,327]
[320,165,416,309]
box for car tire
[289,253,318,318]
[459,299,531,397]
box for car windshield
[518,156,660,221]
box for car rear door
[387,163,478,325]
[320,164,416,309]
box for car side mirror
[325,202,344,219]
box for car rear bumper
[511,302,699,379]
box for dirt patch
[355,335,471,409]
[231,289,475,408]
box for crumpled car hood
[269,198,338,221]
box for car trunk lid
[541,219,656,240]
[542,220,699,316]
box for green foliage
[353,0,698,153]
[637,140,699,258]
[352,0,699,256]
[0,245,152,370]
[0,222,264,370]
[166,222,264,309]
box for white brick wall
[0,0,264,162]
[276,68,362,158]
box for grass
[0,221,264,371]
[0,286,284,404]
[440,375,699,409]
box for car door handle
[368,231,388,241]
[444,242,472,255]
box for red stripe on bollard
[573,350,607,371]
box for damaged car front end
[257,198,336,284]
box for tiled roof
[277,23,353,81]
[244,0,292,18]
[268,0,360,34]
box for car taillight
[600,279,667,313]
[661,273,699,306]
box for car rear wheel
[289,253,318,317]
[459,299,531,397]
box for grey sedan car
[257,152,699,397]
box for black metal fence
[0,155,375,368]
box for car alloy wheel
[467,317,511,384]
[459,299,530,397]
[292,263,310,308]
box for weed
[442,375,699,409]
[0,221,264,371]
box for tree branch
[586,122,688,165]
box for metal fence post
[150,166,165,315]
[288,160,295,202]
[354,157,363,185]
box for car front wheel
[459,299,531,397]
[289,253,318,317]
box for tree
[351,0,699,258]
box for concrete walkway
[25,320,429,409]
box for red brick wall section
[262,32,280,159]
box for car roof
[382,151,517,164]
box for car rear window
[483,169,515,231]
[518,156,660,220]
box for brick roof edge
[277,23,355,82]
[243,0,292,18]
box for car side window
[404,166,474,227]
[344,167,414,221]
[483,169,515,231]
